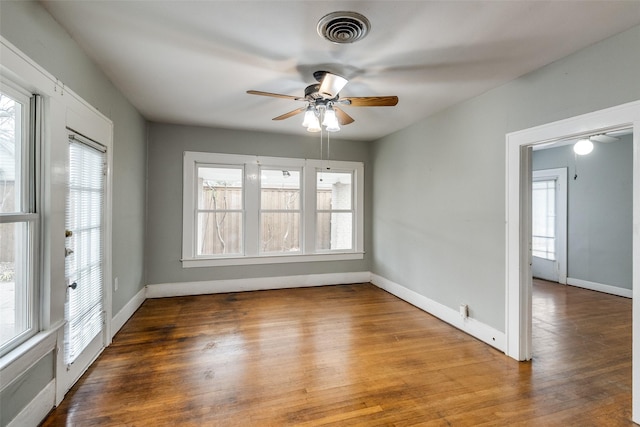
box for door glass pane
[532,179,556,260]
[65,140,105,365]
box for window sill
[0,321,64,388]
[181,252,365,268]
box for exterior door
[62,133,107,392]
[532,168,567,284]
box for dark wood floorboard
[41,281,632,426]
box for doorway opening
[505,100,640,422]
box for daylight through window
[0,86,39,356]
[182,152,364,267]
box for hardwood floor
[41,281,632,426]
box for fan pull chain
[327,131,331,167]
[319,126,324,182]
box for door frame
[55,110,113,404]
[505,99,640,421]
[531,167,568,284]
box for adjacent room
[1,1,639,425]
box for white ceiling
[41,1,640,141]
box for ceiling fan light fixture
[319,73,348,99]
[574,138,594,155]
[322,107,340,132]
[306,114,321,132]
[301,106,316,127]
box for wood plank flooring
[41,281,632,426]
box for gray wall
[371,24,640,331]
[533,136,633,289]
[0,0,147,317]
[146,123,371,285]
[0,2,147,424]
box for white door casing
[505,100,640,422]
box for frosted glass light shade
[306,114,321,132]
[573,139,593,155]
[302,108,316,127]
[322,108,340,132]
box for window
[197,165,244,256]
[260,168,301,254]
[316,170,353,251]
[532,179,556,260]
[0,84,39,356]
[182,152,363,266]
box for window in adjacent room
[532,179,556,260]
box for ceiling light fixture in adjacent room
[573,138,594,155]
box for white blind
[65,138,105,365]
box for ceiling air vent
[317,11,371,44]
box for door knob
[65,229,73,237]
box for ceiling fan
[247,71,398,132]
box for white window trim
[182,152,364,267]
[0,82,39,357]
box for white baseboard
[7,379,55,427]
[111,287,147,338]
[146,271,372,298]
[370,273,505,352]
[567,277,632,298]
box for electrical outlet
[459,304,469,319]
[114,277,119,291]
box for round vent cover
[317,11,371,44]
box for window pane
[198,167,243,210]
[0,93,23,213]
[317,172,352,209]
[260,212,300,253]
[316,212,353,251]
[197,212,243,255]
[0,222,31,349]
[261,169,300,209]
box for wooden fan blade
[247,90,302,101]
[342,96,398,107]
[273,107,306,121]
[334,107,354,125]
